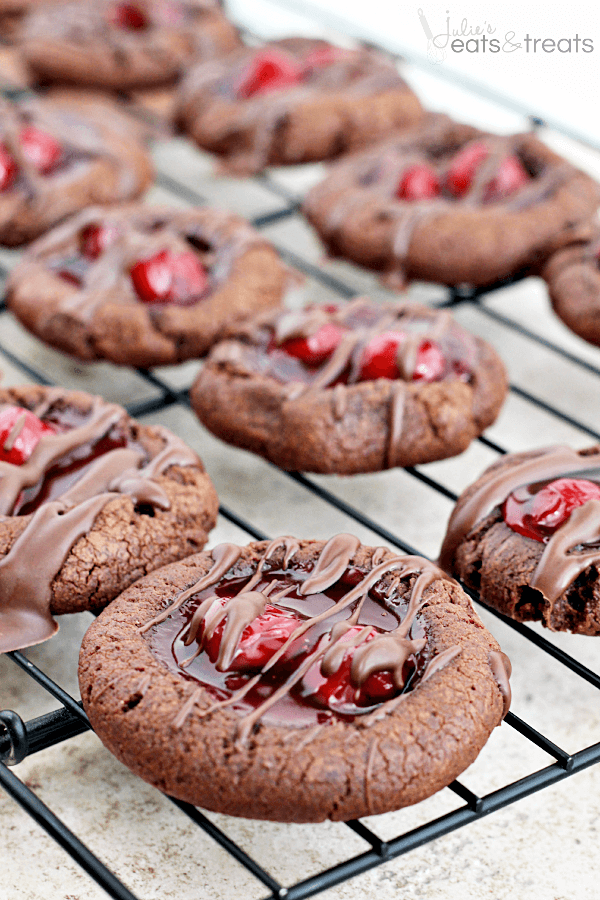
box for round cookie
[176,38,423,175]
[542,222,600,347]
[6,204,291,367]
[303,114,600,288]
[21,0,241,90]
[0,93,153,246]
[79,534,511,822]
[189,297,508,474]
[439,444,600,634]
[0,384,219,653]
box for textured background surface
[2,1,600,898]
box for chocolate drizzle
[0,391,200,653]
[142,534,481,743]
[212,298,477,470]
[439,445,600,609]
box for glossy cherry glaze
[0,406,56,467]
[0,404,142,516]
[149,567,426,726]
[269,303,470,387]
[502,477,600,543]
[130,249,208,305]
[108,2,148,29]
[396,164,441,201]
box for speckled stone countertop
[2,3,600,898]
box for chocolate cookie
[541,222,600,347]
[304,114,600,288]
[189,297,508,474]
[439,444,600,634]
[176,38,423,175]
[6,204,290,367]
[21,0,241,90]
[79,534,510,822]
[0,93,153,246]
[0,384,219,653]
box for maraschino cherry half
[276,322,454,385]
[0,406,56,466]
[130,250,208,305]
[236,45,343,99]
[395,138,530,206]
[0,126,63,193]
[502,477,600,543]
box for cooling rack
[2,5,600,899]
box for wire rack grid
[2,7,600,900]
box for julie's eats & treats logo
[418,9,594,65]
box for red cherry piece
[446,139,489,197]
[236,50,302,99]
[20,126,62,175]
[80,224,118,260]
[0,142,17,191]
[503,477,600,543]
[108,2,148,29]
[301,626,397,711]
[357,331,405,381]
[130,250,208,305]
[413,339,446,383]
[0,406,56,466]
[280,323,344,366]
[485,154,529,202]
[205,603,302,672]
[396,164,441,201]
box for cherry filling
[300,626,398,713]
[502,477,600,543]
[149,568,426,726]
[20,126,63,175]
[0,404,140,516]
[0,127,63,191]
[203,599,303,672]
[396,164,441,201]
[80,223,119,260]
[279,323,345,367]
[357,331,446,383]
[108,2,148,29]
[445,139,529,201]
[236,50,302,99]
[130,250,209,305]
[0,406,56,467]
[272,320,464,386]
[235,45,342,99]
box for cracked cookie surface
[0,384,218,652]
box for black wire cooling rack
[2,6,600,899]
